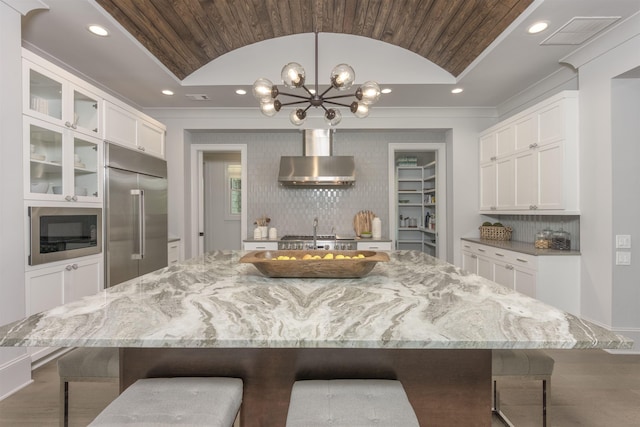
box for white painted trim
[0,352,32,401]
[387,143,447,258]
[190,144,247,256]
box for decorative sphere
[281,63,305,88]
[330,64,355,90]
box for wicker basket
[479,225,513,241]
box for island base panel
[120,348,491,427]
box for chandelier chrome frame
[252,32,381,126]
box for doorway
[388,143,447,259]
[190,144,247,256]
[203,153,241,251]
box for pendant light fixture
[252,32,381,126]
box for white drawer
[487,247,537,270]
[357,241,392,251]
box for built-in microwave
[29,206,102,265]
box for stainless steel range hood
[278,129,355,187]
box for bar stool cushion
[286,379,419,427]
[89,377,243,427]
[58,347,119,379]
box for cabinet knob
[72,195,78,201]
[65,121,72,128]
[72,263,78,270]
[137,146,146,151]
[65,195,73,201]
[65,265,73,271]
[471,254,477,259]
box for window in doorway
[225,163,241,219]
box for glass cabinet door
[28,120,64,197]
[73,88,100,136]
[73,135,100,200]
[28,68,63,122]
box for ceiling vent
[185,94,211,101]
[541,16,620,45]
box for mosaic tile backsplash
[191,130,447,238]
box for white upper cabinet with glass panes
[23,57,101,138]
[24,116,102,203]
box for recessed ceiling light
[451,88,463,94]
[381,88,392,94]
[87,24,109,37]
[528,21,549,34]
[162,89,174,96]
[235,89,247,95]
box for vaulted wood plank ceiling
[96,0,533,81]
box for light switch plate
[616,235,631,249]
[616,251,631,266]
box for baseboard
[0,351,32,401]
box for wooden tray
[240,250,390,278]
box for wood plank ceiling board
[95,0,534,80]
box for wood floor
[0,349,638,426]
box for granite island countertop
[0,250,631,350]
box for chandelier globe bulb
[324,108,342,126]
[330,64,355,90]
[353,103,370,118]
[281,62,306,88]
[290,109,306,126]
[358,81,381,105]
[259,99,280,117]
[252,78,275,101]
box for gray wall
[191,129,448,238]
[612,76,640,327]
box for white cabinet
[26,255,103,315]
[25,116,102,202]
[357,241,392,251]
[23,57,101,138]
[243,241,278,250]
[168,240,182,265]
[460,240,580,314]
[25,255,103,362]
[104,101,166,158]
[479,91,578,214]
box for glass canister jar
[551,229,571,250]
[535,230,550,249]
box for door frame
[388,143,447,258]
[190,144,247,256]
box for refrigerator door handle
[130,189,144,259]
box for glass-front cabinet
[25,117,102,202]
[24,60,101,138]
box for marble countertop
[462,238,581,256]
[0,251,630,350]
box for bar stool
[492,349,555,427]
[286,379,419,427]
[88,377,243,426]
[57,347,119,427]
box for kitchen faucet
[313,217,318,249]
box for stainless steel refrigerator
[104,142,168,287]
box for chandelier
[252,32,381,126]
